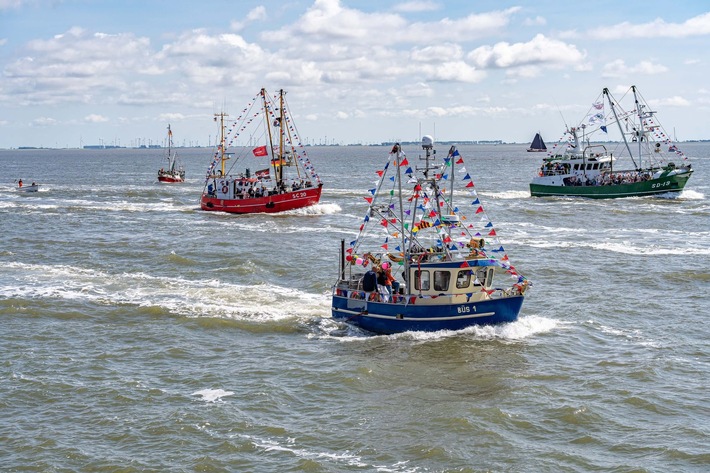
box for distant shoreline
[5,139,710,151]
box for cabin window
[414,270,430,291]
[586,163,593,170]
[456,270,471,289]
[433,271,450,291]
[484,268,494,287]
[474,268,487,286]
[593,163,600,170]
[573,164,579,171]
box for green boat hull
[530,171,692,199]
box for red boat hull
[158,173,184,183]
[200,185,322,213]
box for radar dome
[421,135,434,148]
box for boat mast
[167,124,173,171]
[605,87,637,169]
[261,88,280,184]
[447,145,456,214]
[394,143,407,280]
[631,85,653,170]
[278,89,285,184]
[214,112,229,176]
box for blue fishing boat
[331,136,530,334]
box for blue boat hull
[331,294,524,335]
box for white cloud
[467,34,585,69]
[84,114,109,123]
[32,116,57,126]
[265,1,520,45]
[158,113,187,122]
[0,0,30,10]
[602,59,668,78]
[650,96,691,107]
[523,16,546,27]
[589,12,710,39]
[230,6,267,31]
[392,1,440,13]
[410,43,463,63]
[3,28,156,106]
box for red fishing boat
[200,88,323,214]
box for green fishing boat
[530,86,693,199]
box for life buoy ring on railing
[221,184,229,194]
[387,253,404,263]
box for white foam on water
[320,314,561,342]
[589,240,710,256]
[1,261,332,324]
[192,388,234,402]
[482,190,530,200]
[238,433,374,469]
[282,202,341,216]
[659,189,704,200]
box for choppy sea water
[1,143,708,472]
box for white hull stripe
[333,307,496,321]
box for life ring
[363,253,380,265]
[387,253,404,262]
[221,184,229,194]
[467,238,484,249]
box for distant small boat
[16,180,39,193]
[157,124,185,183]
[527,132,547,152]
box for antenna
[552,96,569,130]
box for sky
[1,0,709,148]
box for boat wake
[659,189,704,200]
[318,314,559,342]
[282,202,341,216]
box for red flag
[364,197,373,204]
[475,206,484,214]
[252,145,268,157]
[488,229,497,236]
[400,158,409,166]
[465,181,474,188]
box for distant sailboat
[527,132,547,152]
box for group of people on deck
[362,262,399,303]
[563,171,651,187]
[207,178,313,199]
